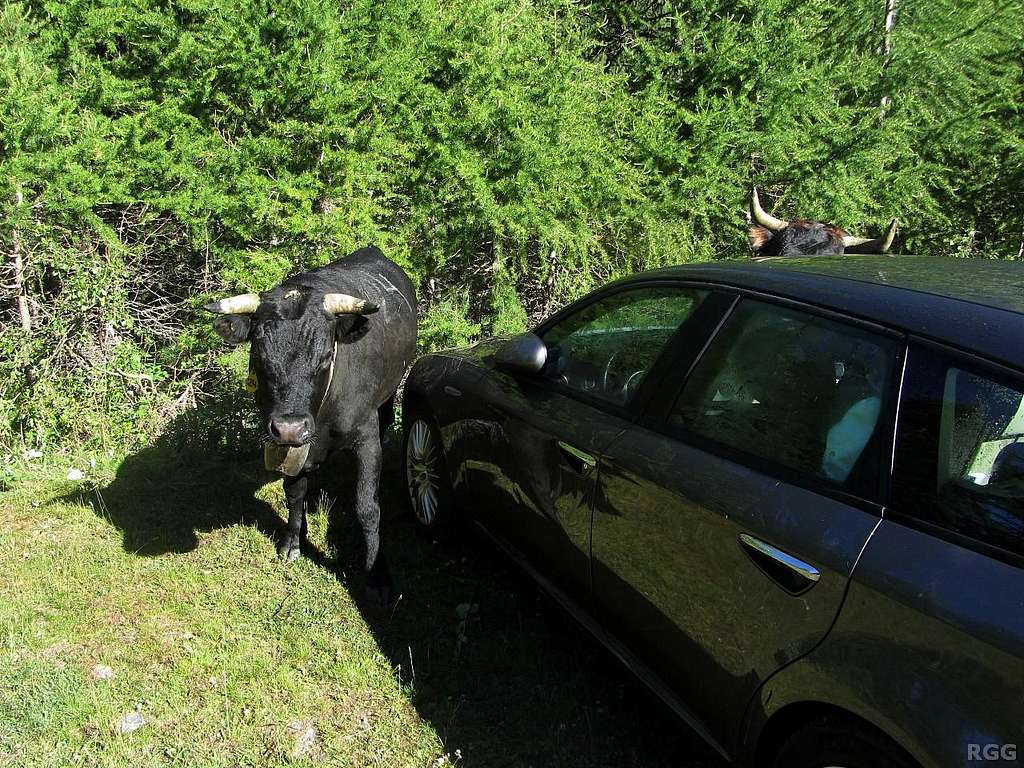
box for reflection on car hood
[430,336,518,369]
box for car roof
[623,256,1024,373]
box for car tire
[772,715,918,768]
[402,401,457,536]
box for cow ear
[335,314,370,344]
[213,314,252,345]
[747,225,772,252]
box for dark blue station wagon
[401,256,1024,768]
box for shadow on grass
[83,388,284,559]
[348,445,728,768]
[88,394,725,768]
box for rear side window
[540,286,707,406]
[670,299,898,498]
[894,345,1024,558]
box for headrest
[989,441,1024,486]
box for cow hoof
[277,535,301,563]
[365,560,395,608]
[365,583,394,608]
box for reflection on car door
[591,298,901,751]
[470,370,629,604]
[469,285,713,606]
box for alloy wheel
[406,419,440,525]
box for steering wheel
[620,369,645,401]
[601,350,622,395]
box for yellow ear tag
[245,371,258,393]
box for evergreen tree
[1,0,1021,453]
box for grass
[0,423,723,768]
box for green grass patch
[0,434,721,767]
[0,466,436,767]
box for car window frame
[890,336,1024,569]
[522,280,736,422]
[643,289,906,511]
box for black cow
[205,245,417,600]
[747,188,898,258]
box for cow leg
[378,393,396,435]
[352,416,393,605]
[279,472,308,562]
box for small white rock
[25,449,43,460]
[89,664,114,681]
[66,468,85,481]
[286,719,317,759]
[117,709,145,734]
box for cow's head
[205,287,378,447]
[747,188,897,258]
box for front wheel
[402,403,456,534]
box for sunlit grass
[0,466,441,768]
[0,442,721,768]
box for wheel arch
[753,701,923,768]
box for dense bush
[580,0,1024,257]
[1,0,1021,453]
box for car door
[467,284,725,607]
[591,296,903,752]
[809,341,1023,768]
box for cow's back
[288,246,417,428]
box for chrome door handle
[557,441,596,474]
[739,533,820,594]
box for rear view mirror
[495,333,547,375]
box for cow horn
[842,218,898,254]
[751,187,789,231]
[323,293,379,315]
[204,293,261,314]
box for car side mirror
[495,333,548,375]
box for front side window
[540,286,707,406]
[894,347,1024,557]
[670,299,898,497]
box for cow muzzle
[268,413,315,446]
